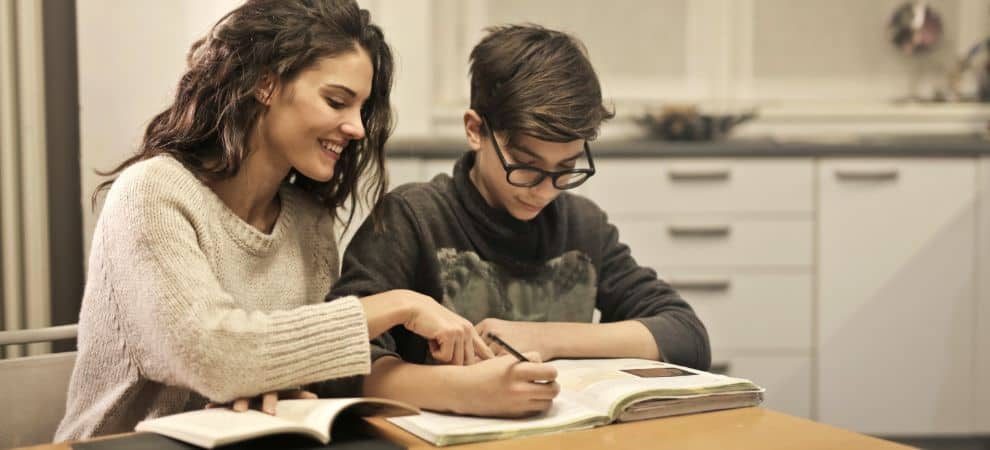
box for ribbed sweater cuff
[261,296,371,387]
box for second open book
[134,397,416,448]
[389,358,765,446]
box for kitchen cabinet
[977,157,990,434]
[354,153,985,435]
[585,158,816,419]
[818,158,977,434]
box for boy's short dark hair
[469,24,615,144]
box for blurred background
[1,0,989,448]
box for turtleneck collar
[450,151,567,269]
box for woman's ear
[255,73,278,106]
[464,109,483,151]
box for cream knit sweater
[55,156,370,440]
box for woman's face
[255,47,373,182]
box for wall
[76,0,990,257]
[76,0,240,260]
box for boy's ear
[464,110,484,151]
[255,72,278,106]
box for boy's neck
[468,162,498,210]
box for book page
[616,391,765,422]
[135,408,316,448]
[550,359,762,417]
[275,397,417,440]
[272,399,359,442]
[386,392,606,446]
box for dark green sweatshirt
[328,151,710,371]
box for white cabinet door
[978,157,990,434]
[818,158,977,435]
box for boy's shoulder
[385,172,456,209]
[556,191,608,222]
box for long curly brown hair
[94,0,393,230]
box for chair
[0,324,78,448]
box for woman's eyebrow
[321,83,357,98]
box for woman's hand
[360,289,494,365]
[206,389,317,415]
[403,294,495,365]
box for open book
[134,398,417,448]
[388,358,764,446]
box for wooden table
[364,407,911,450]
[19,408,912,450]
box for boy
[328,25,710,417]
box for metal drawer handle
[667,224,731,237]
[668,168,731,181]
[669,278,731,291]
[834,168,899,181]
[709,362,731,375]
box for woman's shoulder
[105,154,209,211]
[113,155,200,190]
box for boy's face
[464,111,587,221]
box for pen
[486,333,530,362]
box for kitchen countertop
[385,134,990,158]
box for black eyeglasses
[483,117,595,190]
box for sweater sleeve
[592,207,712,370]
[102,164,371,403]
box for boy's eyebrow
[560,152,583,164]
[510,142,584,165]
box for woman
[56,0,490,440]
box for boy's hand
[452,352,559,417]
[475,319,554,361]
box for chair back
[0,325,78,448]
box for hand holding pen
[486,333,531,362]
[454,336,560,417]
[486,332,556,386]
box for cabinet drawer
[712,354,812,419]
[616,218,813,268]
[662,271,812,352]
[584,159,813,214]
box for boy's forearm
[363,356,466,413]
[544,321,661,361]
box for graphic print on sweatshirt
[436,248,597,324]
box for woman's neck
[209,145,288,234]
